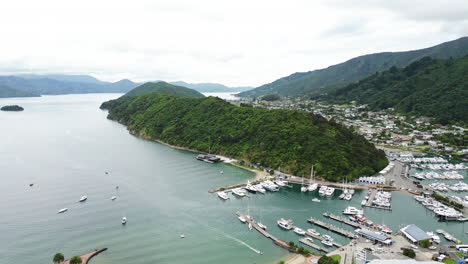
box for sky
[0,0,467,87]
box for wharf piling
[307,218,355,239]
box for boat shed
[355,229,393,245]
[400,224,431,243]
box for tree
[278,261,285,264]
[318,255,339,264]
[69,256,82,264]
[403,248,416,258]
[53,253,64,264]
[419,238,431,248]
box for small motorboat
[232,188,247,197]
[220,170,224,174]
[29,183,34,187]
[311,198,321,203]
[217,191,229,200]
[293,227,306,235]
[322,235,333,241]
[180,234,185,238]
[58,208,68,214]
[111,196,117,201]
[321,239,333,246]
[79,195,87,202]
[258,222,267,230]
[122,217,127,225]
[307,229,320,236]
[238,215,247,223]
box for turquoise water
[0,94,466,264]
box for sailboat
[300,175,307,192]
[307,166,318,192]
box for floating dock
[323,213,360,228]
[299,238,330,253]
[235,212,290,250]
[307,218,355,238]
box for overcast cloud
[0,0,466,86]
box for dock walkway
[307,218,355,239]
[63,248,107,264]
[299,238,330,253]
[323,213,360,228]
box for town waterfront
[0,94,466,264]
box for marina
[307,217,355,238]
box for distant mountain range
[0,74,252,98]
[238,37,468,98]
[322,55,468,124]
[169,81,253,93]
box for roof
[400,224,431,242]
[355,229,390,242]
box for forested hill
[322,56,468,124]
[124,82,205,97]
[100,93,387,181]
[0,84,39,98]
[238,37,468,98]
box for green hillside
[101,93,387,181]
[125,82,205,98]
[0,84,38,98]
[239,37,468,98]
[323,56,468,124]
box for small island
[1,105,24,111]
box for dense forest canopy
[125,82,205,98]
[101,93,387,181]
[321,56,468,124]
[238,37,468,98]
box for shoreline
[130,130,268,182]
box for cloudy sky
[0,0,467,86]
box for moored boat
[293,227,306,235]
[79,195,87,202]
[217,191,229,200]
[58,208,68,213]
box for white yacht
[111,196,117,201]
[245,181,257,193]
[325,187,335,196]
[58,208,68,213]
[308,183,318,192]
[232,188,247,197]
[322,235,333,241]
[217,191,229,200]
[277,218,293,230]
[121,217,127,225]
[262,181,279,192]
[254,184,266,193]
[321,239,333,246]
[275,180,287,187]
[293,227,306,235]
[307,229,320,236]
[238,215,247,223]
[311,198,321,203]
[427,231,441,244]
[344,193,352,201]
[318,185,328,195]
[343,206,364,215]
[79,195,87,202]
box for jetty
[305,230,342,247]
[307,217,355,239]
[438,230,463,244]
[323,213,360,228]
[63,248,107,264]
[235,212,290,250]
[299,238,330,253]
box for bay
[0,94,466,264]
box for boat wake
[223,233,262,254]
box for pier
[323,213,360,228]
[299,238,330,253]
[362,189,392,211]
[235,212,290,250]
[63,248,107,264]
[438,230,463,244]
[307,218,355,239]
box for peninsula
[101,84,387,182]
